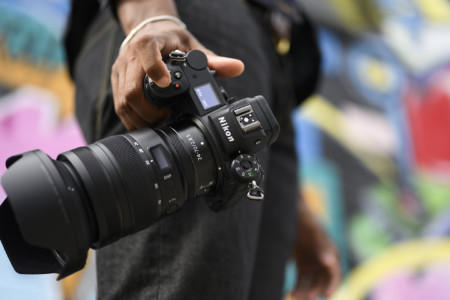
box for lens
[156,120,218,198]
[0,150,93,278]
[0,118,217,279]
[60,119,217,248]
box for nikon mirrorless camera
[0,50,279,279]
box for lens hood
[1,150,90,279]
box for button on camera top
[169,50,187,61]
[186,50,208,70]
[173,82,182,89]
[241,160,252,171]
[173,71,183,79]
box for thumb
[189,42,245,78]
[207,55,245,78]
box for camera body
[143,49,278,210]
[0,50,279,279]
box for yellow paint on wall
[331,239,450,300]
[0,46,75,118]
[330,0,366,28]
[300,96,394,181]
[366,58,391,92]
[329,0,381,30]
[416,0,450,22]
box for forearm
[116,0,180,34]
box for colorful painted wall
[1,0,450,300]
[0,1,89,299]
[296,0,450,299]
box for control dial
[231,153,262,182]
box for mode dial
[231,153,262,182]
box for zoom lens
[0,119,217,279]
[1,93,279,280]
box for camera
[0,50,279,279]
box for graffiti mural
[294,0,450,299]
[2,0,450,299]
[0,1,89,299]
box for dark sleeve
[64,0,100,76]
[289,16,321,104]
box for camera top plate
[143,50,227,117]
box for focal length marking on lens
[127,135,184,216]
[186,134,202,161]
[131,141,152,166]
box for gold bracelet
[120,15,187,50]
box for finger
[111,56,136,130]
[305,287,321,300]
[291,289,317,300]
[114,55,151,130]
[325,275,341,298]
[294,273,313,293]
[190,43,245,78]
[111,59,120,110]
[207,55,245,78]
[120,104,149,131]
[115,95,140,131]
[325,267,341,296]
[123,55,172,125]
[290,289,306,300]
[132,34,171,87]
[319,251,341,296]
[291,279,321,300]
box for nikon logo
[218,116,235,142]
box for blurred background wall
[0,0,450,299]
[294,0,450,299]
[0,0,89,299]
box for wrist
[117,0,180,34]
[120,16,186,50]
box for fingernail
[156,76,171,88]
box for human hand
[111,4,244,131]
[289,202,341,300]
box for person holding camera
[65,0,340,299]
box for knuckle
[145,60,160,75]
[124,82,139,99]
[116,106,128,118]
[126,54,139,63]
[110,72,117,85]
[112,60,118,71]
[111,56,123,73]
[132,34,158,52]
[115,99,129,116]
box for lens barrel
[0,118,216,279]
[0,94,279,280]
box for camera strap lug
[247,180,264,201]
